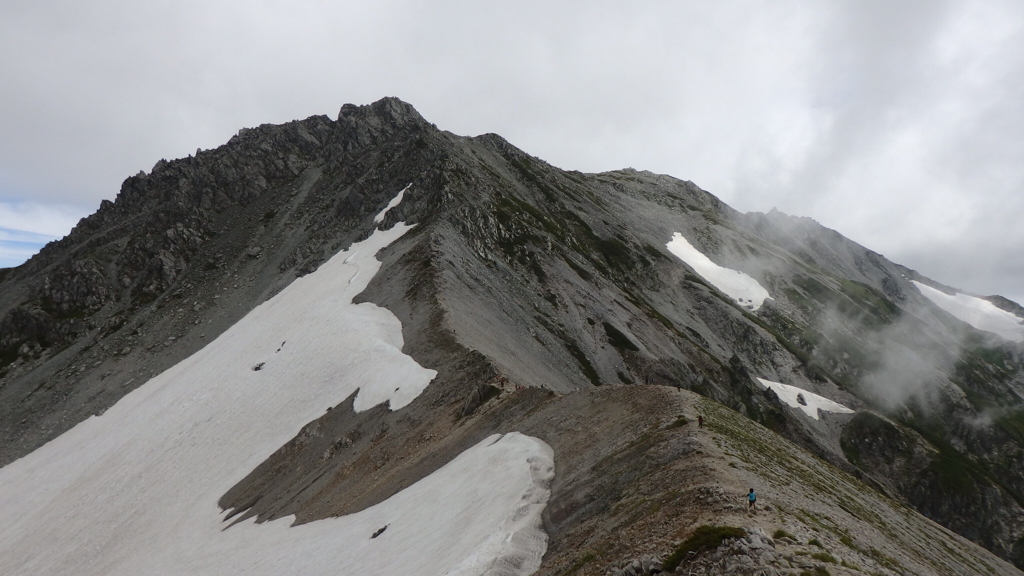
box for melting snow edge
[755,378,854,420]
[666,232,770,311]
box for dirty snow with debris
[0,188,554,576]
[666,232,770,310]
[755,378,854,420]
[912,281,1024,343]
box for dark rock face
[2,97,1024,570]
[0,97,443,463]
[40,258,113,316]
[842,412,1024,564]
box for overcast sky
[1,1,1022,303]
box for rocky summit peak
[338,96,427,124]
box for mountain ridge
[1,97,1023,574]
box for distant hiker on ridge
[698,415,704,428]
[747,489,757,514]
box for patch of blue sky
[0,227,54,268]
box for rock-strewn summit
[1,98,1023,574]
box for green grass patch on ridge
[663,525,745,572]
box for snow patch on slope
[912,281,1024,343]
[756,378,854,420]
[666,232,770,310]
[373,183,409,223]
[0,188,554,576]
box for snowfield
[912,281,1024,343]
[0,189,554,576]
[755,378,854,420]
[666,232,770,310]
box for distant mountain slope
[1,98,1023,572]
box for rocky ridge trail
[528,389,1019,576]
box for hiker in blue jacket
[747,489,757,512]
